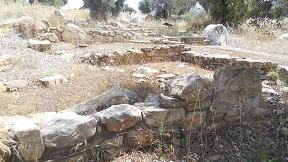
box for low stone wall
[88,29,133,43]
[80,45,187,66]
[181,50,276,77]
[0,66,273,161]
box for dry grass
[61,9,90,19]
[0,1,89,20]
[0,61,213,116]
[0,2,57,19]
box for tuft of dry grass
[0,2,57,19]
[61,9,90,19]
[0,1,90,20]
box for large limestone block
[0,116,44,161]
[62,23,87,44]
[203,24,228,46]
[38,112,97,148]
[63,86,139,115]
[183,111,206,131]
[95,104,142,132]
[166,73,212,102]
[211,66,270,122]
[11,120,44,161]
[139,105,185,127]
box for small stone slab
[156,74,177,80]
[0,56,15,72]
[28,39,52,52]
[39,74,68,87]
[2,80,29,92]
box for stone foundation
[0,67,273,161]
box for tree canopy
[83,0,126,21]
[138,0,152,14]
[137,0,288,23]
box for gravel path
[0,31,70,81]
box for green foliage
[208,0,251,24]
[246,148,276,162]
[267,67,281,83]
[83,0,126,21]
[153,0,174,19]
[203,0,287,24]
[271,0,288,18]
[111,0,125,17]
[36,0,67,6]
[138,0,152,14]
[248,0,273,18]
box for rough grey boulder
[211,66,269,122]
[203,24,228,45]
[277,65,288,84]
[95,104,142,132]
[166,73,212,102]
[37,112,97,149]
[63,86,139,115]
[262,83,280,109]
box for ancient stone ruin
[0,65,285,161]
[0,11,288,162]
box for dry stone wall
[181,50,276,79]
[0,67,276,161]
[80,45,187,66]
